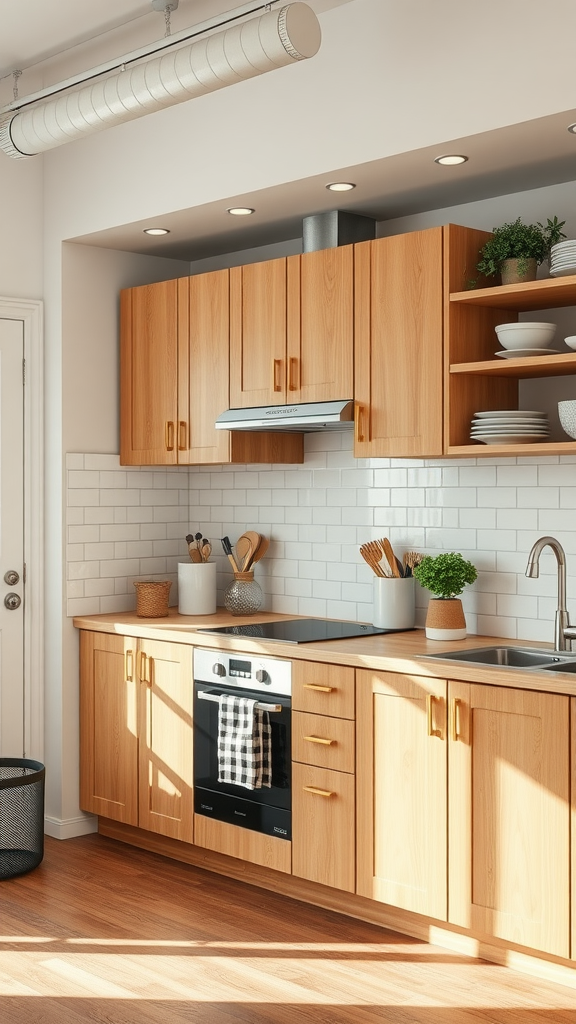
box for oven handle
[197,690,283,713]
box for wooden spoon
[235,535,252,570]
[239,530,261,571]
[249,534,269,567]
[381,538,401,578]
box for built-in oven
[193,648,291,840]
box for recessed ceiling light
[568,123,576,134]
[326,182,356,192]
[434,154,468,166]
[227,207,255,216]
[143,227,170,235]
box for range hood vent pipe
[0,3,320,159]
[302,210,376,252]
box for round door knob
[4,570,19,586]
[4,593,21,610]
[212,662,226,677]
[255,669,270,685]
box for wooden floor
[1,834,576,1023]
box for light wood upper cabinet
[354,228,444,458]
[356,669,448,921]
[120,280,179,465]
[120,275,303,466]
[230,247,354,408]
[80,630,194,844]
[448,680,570,959]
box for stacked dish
[494,321,558,358]
[470,410,549,445]
[550,240,576,277]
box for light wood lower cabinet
[356,670,448,920]
[449,681,570,959]
[292,762,355,893]
[80,630,194,843]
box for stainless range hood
[215,400,354,432]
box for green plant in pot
[476,216,566,286]
[413,552,477,640]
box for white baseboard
[44,813,98,840]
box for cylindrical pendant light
[0,3,320,159]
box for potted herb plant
[476,216,566,285]
[413,552,477,640]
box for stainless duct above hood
[215,400,354,432]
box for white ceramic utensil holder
[373,576,415,630]
[178,560,217,615]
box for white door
[0,318,24,756]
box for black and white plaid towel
[217,695,272,791]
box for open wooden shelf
[450,352,576,378]
[450,274,576,311]
[447,440,576,458]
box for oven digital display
[229,658,252,679]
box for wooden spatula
[381,538,401,578]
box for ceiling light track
[0,2,320,159]
[0,0,281,116]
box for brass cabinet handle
[178,421,188,451]
[355,403,366,443]
[451,698,462,742]
[125,649,134,682]
[303,786,334,798]
[427,694,442,738]
[303,683,334,693]
[138,651,147,681]
[288,357,299,392]
[165,421,175,451]
[304,735,334,746]
[273,359,283,392]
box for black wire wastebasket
[0,758,45,879]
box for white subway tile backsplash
[65,446,576,637]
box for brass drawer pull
[427,694,442,738]
[165,420,175,451]
[451,697,462,742]
[288,357,299,392]
[303,786,334,798]
[125,649,134,682]
[304,735,334,746]
[178,420,188,451]
[303,683,334,693]
[355,403,366,443]
[273,359,283,392]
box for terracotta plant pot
[425,597,466,641]
[500,257,537,285]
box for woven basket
[133,580,172,618]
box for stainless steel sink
[422,646,576,669]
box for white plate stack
[470,410,549,445]
[550,240,576,278]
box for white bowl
[564,336,576,351]
[558,400,576,439]
[495,322,557,350]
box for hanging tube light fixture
[0,3,320,159]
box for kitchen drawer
[292,762,355,892]
[292,711,355,774]
[292,661,355,719]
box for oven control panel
[194,648,291,697]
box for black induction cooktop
[197,618,414,644]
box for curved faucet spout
[525,536,569,650]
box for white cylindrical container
[373,576,415,630]
[178,560,217,615]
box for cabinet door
[79,631,138,825]
[286,247,354,403]
[120,280,179,465]
[449,681,570,958]
[356,670,447,920]
[137,638,194,842]
[230,258,287,407]
[180,270,232,465]
[354,229,443,458]
[292,762,355,892]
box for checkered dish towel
[217,695,272,791]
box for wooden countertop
[72,608,576,697]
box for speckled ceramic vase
[425,597,467,640]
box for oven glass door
[194,681,291,839]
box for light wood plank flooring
[1,834,575,1023]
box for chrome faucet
[525,536,576,651]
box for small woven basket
[133,580,172,618]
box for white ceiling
[0,0,350,79]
